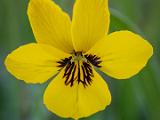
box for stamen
[57,53,102,87]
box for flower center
[71,52,87,63]
[57,52,102,87]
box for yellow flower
[5,0,153,119]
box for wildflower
[5,0,153,119]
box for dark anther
[61,60,94,87]
[85,54,102,67]
[57,53,102,87]
[57,56,72,68]
[64,63,76,87]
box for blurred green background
[0,0,160,120]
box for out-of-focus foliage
[0,0,160,120]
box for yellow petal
[5,43,71,84]
[28,0,73,53]
[87,31,153,79]
[71,0,110,52]
[74,69,111,119]
[43,66,111,119]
